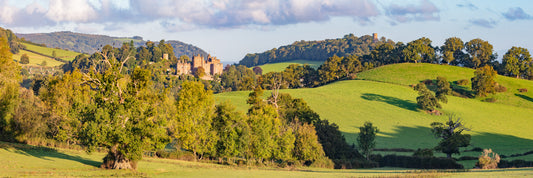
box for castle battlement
[176,54,223,77]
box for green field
[13,49,65,67]
[216,63,533,164]
[253,60,323,73]
[22,42,81,61]
[2,142,532,177]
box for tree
[173,81,217,159]
[465,39,495,68]
[414,83,440,112]
[403,37,436,63]
[430,115,471,158]
[0,35,21,141]
[441,37,465,65]
[357,122,378,160]
[195,67,205,78]
[475,149,500,169]
[213,101,249,161]
[78,49,169,170]
[19,54,29,64]
[252,66,263,75]
[471,65,497,97]
[435,76,452,103]
[318,55,342,84]
[502,46,532,78]
[293,122,327,163]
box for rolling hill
[17,31,208,58]
[252,60,323,74]
[215,63,533,167]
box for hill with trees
[239,34,392,67]
[17,31,208,58]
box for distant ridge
[17,31,208,58]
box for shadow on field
[341,125,533,157]
[1,142,100,167]
[515,94,533,102]
[361,93,418,112]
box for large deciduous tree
[403,37,436,63]
[471,65,497,97]
[414,83,440,112]
[435,76,452,103]
[0,35,21,141]
[431,116,471,158]
[79,47,169,170]
[173,81,217,159]
[502,46,532,78]
[465,39,495,68]
[441,37,465,65]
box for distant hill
[238,34,393,67]
[17,31,208,58]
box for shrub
[413,148,434,158]
[498,159,533,168]
[518,88,528,93]
[475,149,500,169]
[456,79,469,86]
[483,97,497,103]
[494,85,507,92]
[423,79,434,85]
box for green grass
[22,42,81,61]
[253,60,323,73]
[357,63,533,109]
[216,63,533,164]
[2,141,532,177]
[13,49,65,67]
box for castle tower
[372,33,378,42]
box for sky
[1,0,533,62]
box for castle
[176,54,223,76]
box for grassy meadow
[22,42,81,61]
[12,49,65,67]
[216,63,533,165]
[253,60,323,73]
[2,141,532,177]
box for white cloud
[45,0,97,22]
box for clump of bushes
[475,149,500,169]
[423,79,434,86]
[518,88,528,93]
[456,79,469,86]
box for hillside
[239,34,392,67]
[13,49,64,67]
[215,63,533,166]
[21,42,81,61]
[253,60,323,73]
[1,142,531,177]
[17,31,208,58]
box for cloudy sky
[1,0,533,62]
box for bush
[332,158,378,169]
[518,88,528,93]
[456,79,469,86]
[475,149,500,169]
[494,85,507,92]
[423,79,434,85]
[498,159,533,168]
[483,97,497,103]
[413,148,434,158]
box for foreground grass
[22,42,81,61]
[1,142,532,177]
[12,49,65,67]
[253,60,323,73]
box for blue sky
[1,0,533,62]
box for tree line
[1,34,376,170]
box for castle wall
[176,54,223,77]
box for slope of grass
[2,142,532,177]
[22,42,81,61]
[215,80,533,160]
[253,60,323,73]
[12,49,65,67]
[357,63,533,109]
